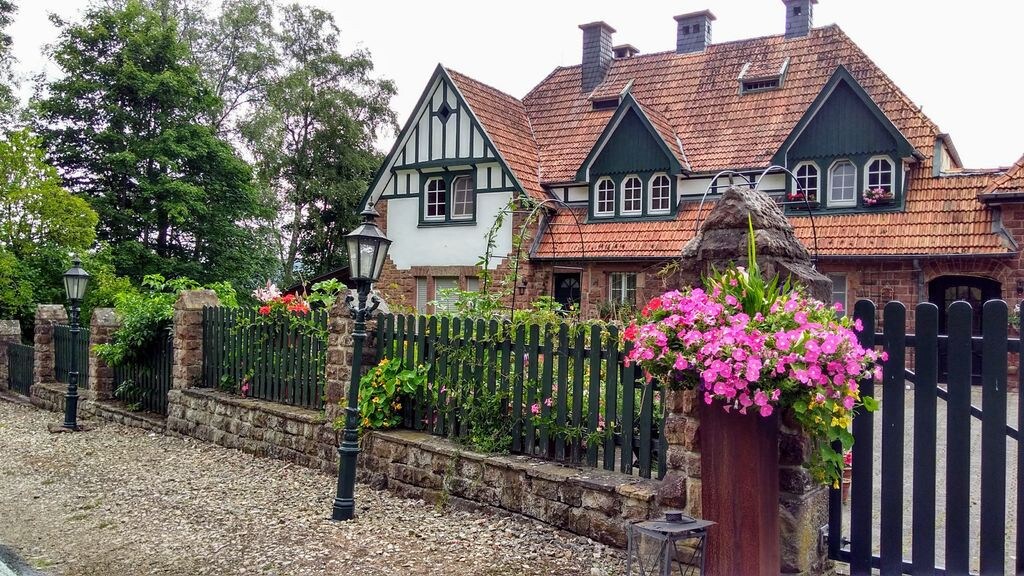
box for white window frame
[828,159,857,208]
[451,176,474,220]
[424,177,447,221]
[621,175,642,216]
[864,156,895,194]
[609,272,637,306]
[793,161,820,200]
[826,273,848,317]
[595,177,615,217]
[648,173,671,214]
[415,277,428,314]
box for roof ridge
[523,66,569,104]
[829,26,943,139]
[979,152,1024,194]
[443,65,525,105]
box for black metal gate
[7,342,34,395]
[828,299,1020,575]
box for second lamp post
[62,256,90,431]
[332,206,391,521]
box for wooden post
[700,401,780,575]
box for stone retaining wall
[166,388,338,474]
[358,429,661,549]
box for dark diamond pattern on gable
[436,102,452,122]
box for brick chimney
[674,10,715,54]
[783,0,817,39]
[579,21,615,93]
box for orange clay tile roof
[979,153,1024,197]
[633,95,690,171]
[522,25,941,183]
[445,68,544,201]
[532,166,1013,260]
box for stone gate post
[88,309,120,400]
[657,186,832,576]
[172,290,219,390]
[33,304,68,386]
[0,320,21,390]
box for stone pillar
[88,309,120,400]
[172,290,219,390]
[0,320,21,390]
[33,305,68,385]
[325,296,354,421]
[659,185,832,575]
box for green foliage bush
[95,274,237,367]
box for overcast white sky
[10,1,1024,168]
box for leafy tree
[0,128,98,257]
[32,0,275,289]
[239,4,396,283]
[0,0,15,119]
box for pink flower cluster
[624,286,881,419]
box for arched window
[425,178,446,220]
[828,160,856,207]
[649,174,671,213]
[595,178,615,216]
[793,162,819,200]
[622,176,642,215]
[866,157,894,194]
[451,176,474,220]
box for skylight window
[741,78,780,93]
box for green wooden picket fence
[201,306,328,409]
[113,333,173,415]
[376,313,667,479]
[54,324,90,389]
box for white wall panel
[386,192,513,269]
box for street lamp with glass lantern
[62,255,90,431]
[332,206,391,521]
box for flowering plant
[252,281,311,316]
[862,187,894,206]
[786,189,816,202]
[622,218,881,487]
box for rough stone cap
[0,319,20,337]
[174,289,220,310]
[679,185,831,301]
[91,308,119,326]
[35,304,68,321]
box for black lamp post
[332,206,391,521]
[62,255,89,431]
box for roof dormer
[738,57,789,94]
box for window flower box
[786,191,818,210]
[863,187,894,206]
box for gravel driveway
[0,399,624,576]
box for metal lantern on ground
[626,512,714,576]
[61,255,90,431]
[332,206,390,521]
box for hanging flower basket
[623,217,882,488]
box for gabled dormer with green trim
[577,92,688,221]
[360,64,528,271]
[361,65,524,226]
[774,65,922,214]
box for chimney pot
[783,0,817,39]
[673,10,715,54]
[579,21,616,93]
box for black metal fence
[113,333,173,415]
[7,342,34,395]
[829,299,1019,575]
[377,313,666,479]
[201,306,328,409]
[54,324,90,389]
